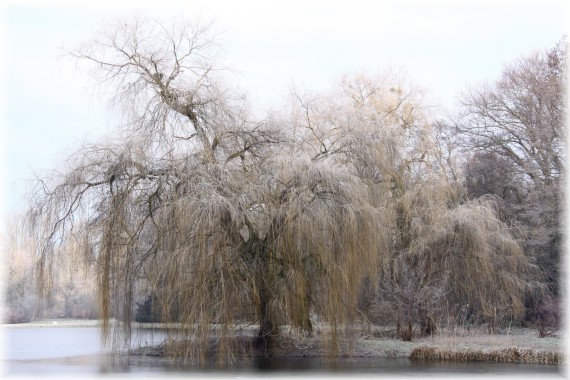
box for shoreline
[130,336,563,365]
[0,319,101,328]
[131,329,564,365]
[2,320,563,365]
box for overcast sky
[1,0,568,216]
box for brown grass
[409,346,561,365]
[408,328,564,365]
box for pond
[1,326,563,376]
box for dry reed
[409,346,562,365]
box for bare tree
[28,18,389,362]
[456,37,567,294]
[458,39,565,185]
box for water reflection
[2,327,562,376]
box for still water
[1,326,563,376]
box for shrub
[532,296,560,337]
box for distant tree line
[458,38,565,332]
[4,216,98,323]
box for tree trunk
[255,278,277,358]
[297,282,313,335]
[299,309,313,335]
[253,243,278,358]
[397,316,413,341]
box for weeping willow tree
[287,70,542,340]
[376,185,543,339]
[27,17,389,362]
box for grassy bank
[132,327,563,365]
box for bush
[4,308,32,324]
[532,296,560,337]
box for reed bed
[409,346,562,365]
[407,328,564,365]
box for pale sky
[1,0,568,216]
